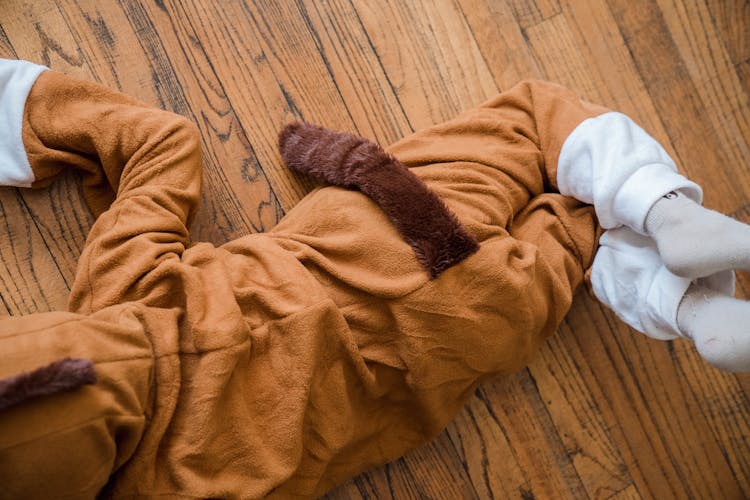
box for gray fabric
[677,284,750,372]
[646,191,750,278]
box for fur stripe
[279,122,479,278]
[0,358,96,411]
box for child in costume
[0,58,748,499]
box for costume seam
[1,413,146,451]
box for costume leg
[265,81,610,496]
[0,303,180,499]
[267,77,748,493]
[555,106,750,370]
[0,59,194,496]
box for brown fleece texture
[0,71,607,499]
[0,358,96,411]
[279,122,479,278]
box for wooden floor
[1,0,749,498]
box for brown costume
[0,65,605,498]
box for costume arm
[0,59,202,312]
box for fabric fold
[278,121,479,278]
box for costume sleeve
[0,59,202,312]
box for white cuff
[613,163,702,234]
[557,111,702,233]
[0,59,47,187]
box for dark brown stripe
[279,122,479,278]
[0,358,96,411]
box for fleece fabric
[0,58,708,498]
[277,121,480,278]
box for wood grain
[298,0,413,144]
[507,0,561,29]
[1,0,749,498]
[457,0,543,90]
[607,0,745,212]
[1,1,91,303]
[706,0,750,65]
[352,0,498,127]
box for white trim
[557,111,702,234]
[612,163,702,233]
[0,59,47,187]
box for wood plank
[473,371,588,498]
[671,339,750,498]
[0,189,70,315]
[568,297,691,499]
[445,388,532,499]
[57,0,283,244]
[531,329,632,499]
[608,483,642,500]
[327,432,480,499]
[559,0,669,143]
[571,294,745,499]
[607,0,746,213]
[523,13,606,102]
[705,0,750,64]
[0,24,14,56]
[175,0,352,209]
[655,0,750,204]
[738,59,750,107]
[352,0,498,127]
[297,0,413,145]
[1,2,88,78]
[18,178,93,287]
[507,0,562,29]
[457,0,544,89]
